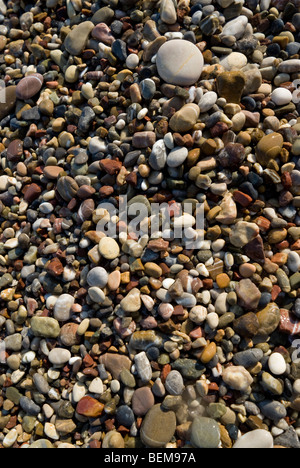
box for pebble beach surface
[0,0,300,450]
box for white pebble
[206,312,219,329]
[137,108,148,120]
[162,278,175,289]
[196,263,209,277]
[22,351,36,364]
[88,377,104,395]
[268,352,287,376]
[111,379,121,393]
[126,53,139,69]
[44,422,59,441]
[271,88,293,106]
[3,429,18,448]
[116,119,126,130]
[72,382,86,403]
[201,290,211,305]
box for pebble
[92,23,114,45]
[165,370,184,395]
[222,366,253,391]
[126,54,139,70]
[268,353,287,376]
[191,417,221,448]
[3,429,18,448]
[31,317,60,339]
[229,222,259,248]
[99,237,120,260]
[256,132,284,166]
[233,349,263,368]
[140,405,176,448]
[199,92,218,113]
[53,294,74,322]
[259,400,287,421]
[149,140,167,170]
[160,0,177,25]
[48,348,71,367]
[134,352,152,383]
[217,71,246,104]
[121,288,141,313]
[87,267,108,288]
[169,104,200,133]
[76,396,104,418]
[167,147,188,168]
[233,430,274,449]
[132,387,155,416]
[271,88,293,106]
[221,16,248,39]
[64,21,94,56]
[156,40,204,86]
[16,73,43,100]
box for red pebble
[76,396,104,418]
[279,309,300,336]
[233,190,253,207]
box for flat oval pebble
[99,237,120,260]
[140,404,176,448]
[271,88,293,106]
[156,40,204,86]
[268,353,287,376]
[53,294,74,322]
[16,73,43,100]
[87,267,108,288]
[167,146,188,168]
[48,348,71,367]
[191,417,221,448]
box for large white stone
[233,429,274,449]
[156,40,204,86]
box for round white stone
[156,40,204,86]
[22,351,36,364]
[48,348,71,367]
[233,429,274,449]
[271,88,293,106]
[126,53,139,69]
[268,352,287,376]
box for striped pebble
[16,73,44,100]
